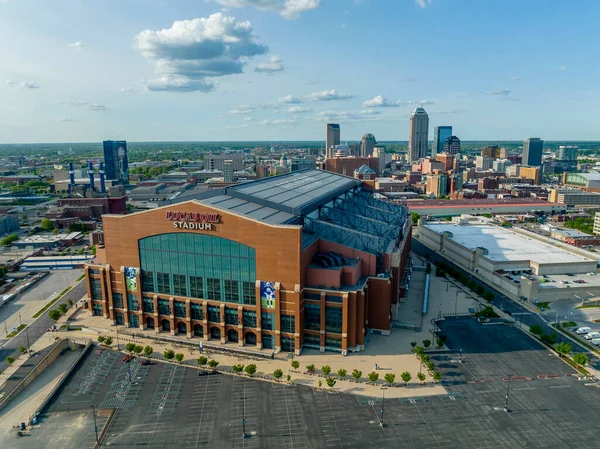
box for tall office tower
[522,138,544,166]
[360,133,377,157]
[326,123,340,159]
[103,140,129,184]
[408,107,429,163]
[432,126,452,159]
[481,145,501,159]
[475,155,493,171]
[223,160,233,182]
[443,136,461,155]
[558,145,578,161]
[204,153,244,171]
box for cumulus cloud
[258,118,296,126]
[66,99,109,111]
[228,105,256,114]
[68,40,85,49]
[60,117,78,122]
[362,95,406,108]
[279,95,303,104]
[254,55,284,73]
[287,106,312,113]
[415,0,432,8]
[312,110,380,122]
[20,82,40,89]
[210,0,320,20]
[308,90,353,101]
[135,13,270,92]
[485,88,511,96]
[361,109,381,115]
[120,86,135,93]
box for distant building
[360,133,377,157]
[475,156,493,171]
[481,145,502,160]
[436,153,455,171]
[326,123,341,159]
[103,140,129,184]
[354,164,376,180]
[522,138,544,166]
[443,136,461,155]
[594,212,600,235]
[290,157,316,172]
[280,154,289,169]
[427,174,448,197]
[325,157,380,177]
[519,166,541,185]
[408,107,429,163]
[204,153,243,172]
[0,214,19,236]
[558,146,578,161]
[562,172,600,193]
[432,126,452,159]
[372,147,386,174]
[223,160,233,183]
[493,159,509,173]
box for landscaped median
[6,323,27,339]
[32,286,73,319]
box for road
[412,238,600,370]
[0,279,87,372]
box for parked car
[591,338,600,347]
[575,327,592,335]
[584,332,600,340]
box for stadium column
[255,281,263,349]
[152,295,160,333]
[274,282,281,350]
[219,304,226,344]
[237,305,244,346]
[185,299,192,338]
[202,301,209,341]
[84,266,93,316]
[358,287,367,350]
[118,268,129,327]
[319,291,326,352]
[100,267,110,319]
[341,293,349,356]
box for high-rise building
[492,159,509,173]
[475,156,493,171]
[558,146,578,161]
[223,160,233,182]
[436,153,455,171]
[326,123,340,159]
[291,157,316,172]
[432,126,452,159]
[373,146,386,174]
[522,138,544,166]
[408,108,429,163]
[519,166,541,185]
[443,136,461,155]
[204,153,244,172]
[427,173,448,197]
[360,133,376,157]
[481,145,502,160]
[103,140,129,184]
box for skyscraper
[443,136,461,155]
[360,133,376,157]
[432,126,452,159]
[408,108,429,163]
[558,145,578,161]
[326,123,340,159]
[103,140,129,184]
[522,138,544,167]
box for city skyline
[1,0,600,143]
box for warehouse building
[85,170,412,355]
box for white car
[591,338,600,347]
[584,332,600,340]
[575,327,592,335]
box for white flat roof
[425,223,591,264]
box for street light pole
[90,405,99,444]
[380,387,387,427]
[504,375,512,413]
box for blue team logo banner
[124,267,138,292]
[260,281,276,309]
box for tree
[436,337,444,348]
[475,285,484,295]
[19,345,27,353]
[306,364,315,373]
[175,353,184,363]
[411,212,419,225]
[433,371,442,382]
[1,234,18,246]
[6,356,14,364]
[97,335,106,343]
[467,280,476,289]
[318,380,322,388]
[274,369,283,379]
[40,218,55,231]
[337,369,347,378]
[321,365,331,375]
[401,371,412,384]
[232,364,245,374]
[423,339,431,349]
[417,372,426,383]
[104,336,113,346]
[410,341,417,348]
[52,228,60,234]
[352,369,362,381]
[483,291,494,301]
[163,349,175,360]
[426,361,435,371]
[413,346,425,357]
[384,373,396,385]
[368,371,379,382]
[573,353,589,367]
[555,341,572,357]
[48,309,61,321]
[134,345,143,354]
[68,298,74,307]
[286,375,291,382]
[291,360,300,369]
[197,356,208,366]
[529,324,543,336]
[326,377,336,388]
[420,354,430,364]
[208,359,219,369]
[541,332,557,345]
[244,364,257,376]
[143,346,153,356]
[126,342,136,352]
[58,303,68,314]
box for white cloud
[361,109,381,115]
[415,0,432,8]
[308,90,353,101]
[362,95,406,108]
[257,118,296,126]
[560,65,568,71]
[87,104,109,111]
[60,117,78,122]
[279,95,303,104]
[135,13,270,92]
[68,40,85,49]
[254,55,284,74]
[243,117,253,121]
[120,86,135,93]
[311,110,381,122]
[228,105,256,114]
[66,99,109,111]
[20,82,40,89]
[210,0,320,20]
[511,76,521,81]
[485,89,511,96]
[287,106,312,113]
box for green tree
[40,218,55,231]
[436,337,444,348]
[426,361,435,371]
[143,346,153,356]
[483,291,494,301]
[420,354,430,364]
[318,379,322,388]
[467,280,476,289]
[541,332,558,345]
[163,349,175,360]
[384,373,396,385]
[321,365,331,375]
[291,360,300,369]
[529,324,543,336]
[48,309,61,321]
[475,285,484,295]
[286,374,291,382]
[208,359,219,369]
[274,368,283,379]
[555,341,572,357]
[244,364,257,376]
[337,368,347,378]
[326,377,336,388]
[306,364,315,373]
[6,356,14,364]
[417,372,426,383]
[411,212,419,225]
[232,364,245,374]
[52,228,60,234]
[573,353,589,367]
[175,353,184,363]
[126,342,136,352]
[19,345,27,353]
[423,339,431,349]
[104,336,113,346]
[368,371,379,382]
[410,341,417,348]
[97,335,106,343]
[68,298,74,307]
[134,345,143,354]
[1,234,18,246]
[352,369,362,380]
[433,371,442,382]
[401,371,412,384]
[413,346,425,357]
[197,356,208,366]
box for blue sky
[1,0,599,143]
